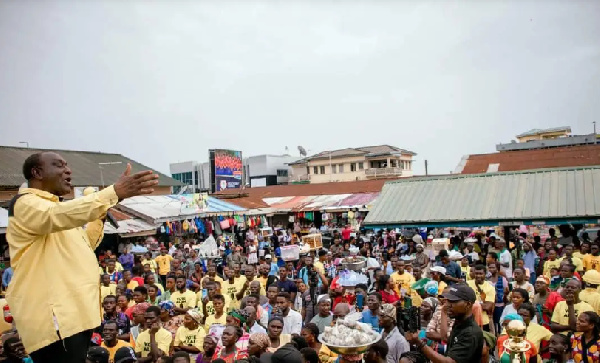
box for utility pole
[98,162,123,188]
[425,160,428,176]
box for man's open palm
[114,163,159,200]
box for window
[320,166,325,174]
[391,160,397,168]
[350,163,357,172]
[339,164,344,173]
[332,164,337,174]
[313,166,319,174]
[306,166,310,174]
[358,162,364,170]
[277,169,288,177]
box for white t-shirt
[282,309,303,335]
[499,250,513,279]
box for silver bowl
[341,257,367,271]
[318,332,382,354]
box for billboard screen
[211,149,243,192]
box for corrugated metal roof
[516,126,571,138]
[103,217,160,237]
[117,194,246,223]
[0,146,182,187]
[365,167,600,227]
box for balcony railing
[365,167,403,178]
[290,174,310,182]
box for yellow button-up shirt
[6,186,118,353]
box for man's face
[474,268,486,284]
[144,311,159,327]
[397,261,405,274]
[535,280,548,293]
[207,284,217,298]
[267,287,278,301]
[133,291,145,304]
[278,266,287,280]
[172,259,181,270]
[446,299,471,319]
[249,281,261,295]
[413,267,421,280]
[176,278,186,291]
[560,265,573,279]
[245,266,255,280]
[582,244,591,254]
[143,264,151,274]
[102,275,110,285]
[160,248,167,255]
[203,336,217,354]
[259,264,269,276]
[103,297,116,314]
[592,245,599,256]
[102,322,118,342]
[513,269,524,282]
[213,298,224,313]
[367,295,380,311]
[305,257,313,267]
[378,312,394,328]
[233,264,241,276]
[33,152,73,196]
[276,296,289,313]
[246,297,258,310]
[318,300,331,316]
[208,265,216,276]
[107,261,115,271]
[548,335,567,356]
[123,271,132,282]
[166,278,176,290]
[548,250,557,260]
[224,267,234,280]
[564,279,581,299]
[488,263,497,275]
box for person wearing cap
[86,346,110,363]
[100,320,132,362]
[113,346,137,363]
[406,283,483,363]
[309,295,332,334]
[379,303,409,363]
[173,309,205,356]
[580,270,600,315]
[429,266,447,296]
[532,276,551,326]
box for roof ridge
[0,145,123,156]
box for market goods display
[341,256,366,271]
[319,318,381,354]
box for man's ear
[31,166,43,180]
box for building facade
[288,145,416,184]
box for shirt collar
[19,187,62,202]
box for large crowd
[5,223,600,363]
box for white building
[169,154,300,192]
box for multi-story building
[288,145,416,184]
[169,154,300,192]
[515,126,571,143]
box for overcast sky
[1,1,599,176]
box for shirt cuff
[97,185,119,206]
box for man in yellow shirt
[390,260,415,297]
[171,276,197,315]
[204,295,227,331]
[467,264,496,329]
[551,279,594,334]
[6,153,157,362]
[154,248,174,286]
[222,267,244,309]
[543,249,562,278]
[135,306,173,359]
[583,244,600,272]
[101,320,131,362]
[100,274,117,303]
[559,244,583,273]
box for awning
[264,196,316,212]
[104,218,160,237]
[118,194,246,224]
[262,193,380,213]
[365,167,600,228]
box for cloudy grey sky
[1,1,599,175]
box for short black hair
[369,338,389,358]
[277,292,291,301]
[103,319,118,329]
[133,286,148,295]
[518,302,536,318]
[438,250,449,258]
[171,351,191,362]
[22,152,43,180]
[146,305,161,316]
[368,292,382,302]
[300,347,319,363]
[474,263,486,272]
[318,250,327,257]
[213,294,225,302]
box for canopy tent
[103,208,160,237]
[118,194,246,224]
[258,193,380,214]
[365,167,600,228]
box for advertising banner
[214,149,242,191]
[180,193,209,214]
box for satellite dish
[298,146,307,157]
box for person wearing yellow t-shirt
[222,267,244,310]
[204,295,227,331]
[573,241,590,263]
[543,249,562,278]
[171,276,197,315]
[584,245,600,272]
[429,266,448,296]
[237,265,266,300]
[100,274,117,303]
[123,270,139,291]
[135,306,173,358]
[559,245,583,272]
[467,264,496,329]
[390,260,415,296]
[155,248,174,285]
[142,252,157,273]
[203,264,224,286]
[174,310,206,355]
[551,279,594,334]
[101,320,132,362]
[199,281,231,317]
[580,270,600,315]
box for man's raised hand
[114,163,159,201]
